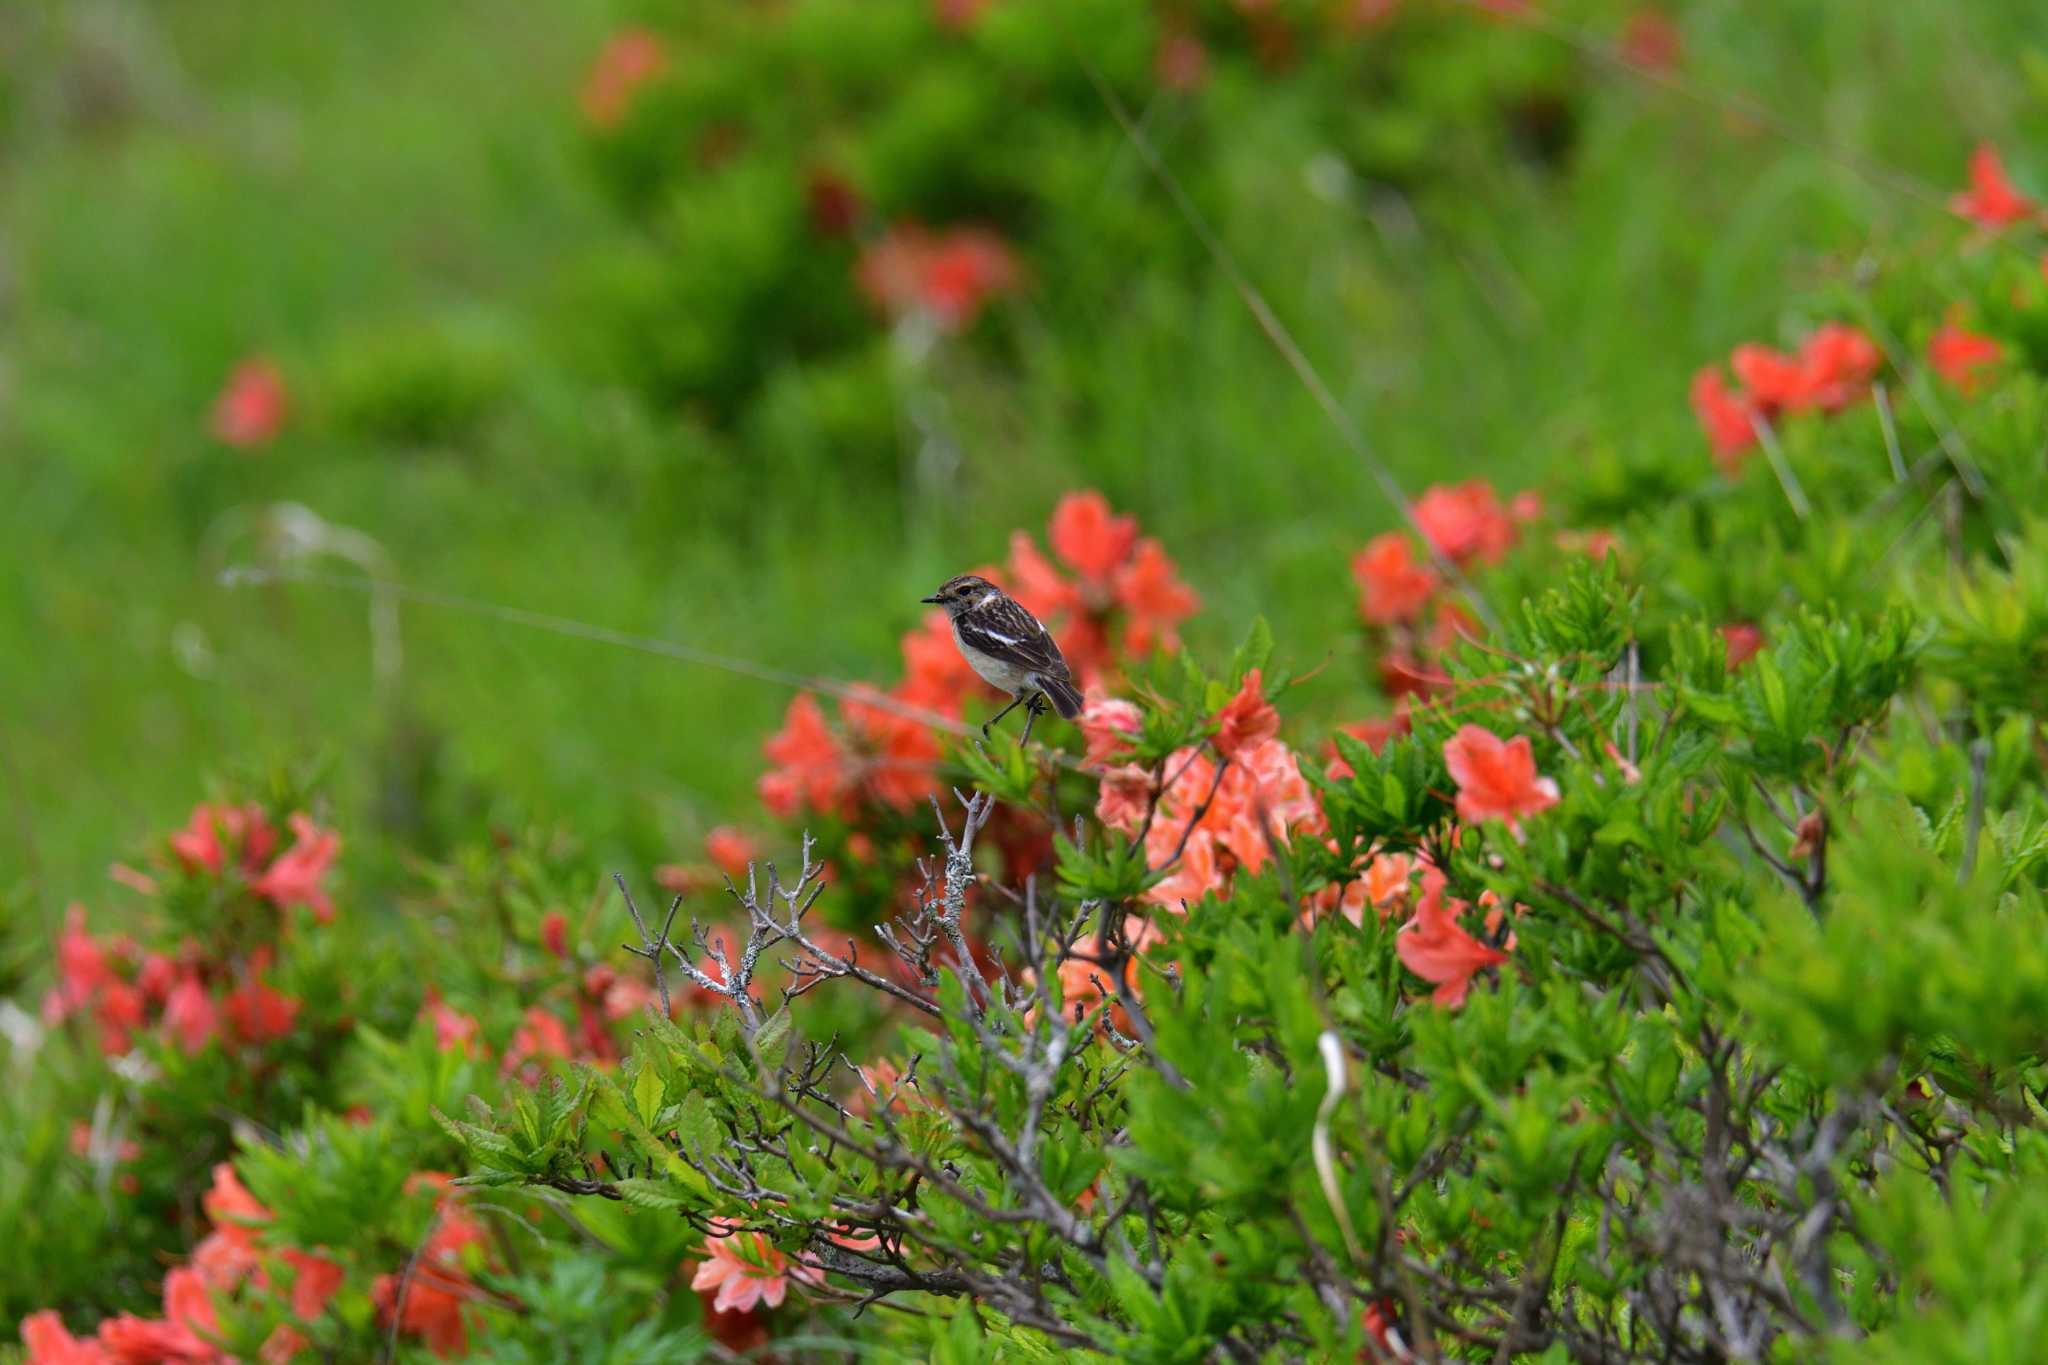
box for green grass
[1,0,2042,912]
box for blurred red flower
[704,826,759,880]
[580,28,668,130]
[1688,367,1758,472]
[759,694,849,819]
[856,224,1021,331]
[1719,622,1765,669]
[250,814,341,923]
[1619,9,1682,72]
[211,358,289,449]
[1927,314,2002,394]
[1352,531,1437,626]
[1414,481,1516,565]
[1949,143,2036,230]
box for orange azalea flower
[1443,725,1559,833]
[1352,532,1437,626]
[1950,143,2037,230]
[1718,622,1765,669]
[169,802,276,877]
[371,1178,488,1359]
[1619,9,1682,71]
[758,693,849,819]
[1005,531,1083,621]
[1794,323,1881,412]
[1049,490,1139,588]
[1413,481,1516,566]
[844,686,941,812]
[96,1267,220,1363]
[161,974,219,1055]
[1046,917,1158,1034]
[579,28,668,130]
[1211,669,1279,759]
[503,1005,573,1074]
[249,814,341,924]
[690,1218,824,1315]
[855,223,1021,331]
[1927,314,2003,394]
[20,1310,111,1364]
[1689,367,1758,471]
[422,992,483,1054]
[1095,764,1154,838]
[223,969,300,1045]
[211,358,289,449]
[1113,537,1200,655]
[1078,694,1143,768]
[1396,870,1509,1007]
[704,826,759,880]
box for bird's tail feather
[1038,674,1083,720]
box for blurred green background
[2,0,2041,906]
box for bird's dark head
[921,574,997,614]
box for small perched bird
[921,574,1083,744]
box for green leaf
[633,1062,664,1129]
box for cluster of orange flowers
[1689,145,2030,470]
[43,803,338,1060]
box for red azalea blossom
[161,975,219,1054]
[1949,143,2037,230]
[932,0,991,30]
[1689,366,1758,471]
[96,1266,220,1363]
[1352,531,1438,625]
[1095,764,1154,837]
[210,358,289,449]
[759,693,849,818]
[704,826,759,879]
[1443,725,1559,832]
[1619,9,1682,71]
[249,813,341,923]
[1792,323,1881,412]
[855,223,1021,332]
[579,28,668,129]
[1396,870,1509,1007]
[21,1311,112,1364]
[1719,622,1765,669]
[1113,538,1201,655]
[170,802,277,878]
[1413,481,1516,565]
[844,686,941,812]
[1050,490,1140,589]
[503,1006,573,1074]
[539,909,570,960]
[370,1183,487,1359]
[1927,314,2003,394]
[223,970,299,1045]
[1078,695,1144,768]
[1212,669,1280,759]
[422,993,484,1054]
[1155,29,1209,91]
[1006,533,1083,620]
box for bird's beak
[920,594,943,605]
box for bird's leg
[982,693,1028,740]
[1018,693,1048,749]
